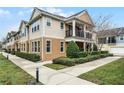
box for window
[34,26,37,31]
[32,25,40,33]
[32,42,34,52]
[46,40,51,53]
[37,25,39,30]
[38,41,40,52]
[60,41,64,52]
[35,42,37,52]
[46,18,51,26]
[120,35,123,40]
[60,22,64,29]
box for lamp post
[36,67,39,83]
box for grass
[0,54,37,85]
[78,58,124,85]
[44,64,68,70]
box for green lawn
[44,64,68,70]
[78,58,124,85]
[0,54,37,85]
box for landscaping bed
[53,53,113,66]
[0,54,40,85]
[78,58,124,85]
[44,52,113,70]
[44,41,113,70]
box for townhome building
[18,20,29,53]
[6,31,16,51]
[4,8,96,61]
[97,27,124,55]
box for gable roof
[30,7,65,21]
[29,8,94,26]
[65,10,95,26]
[18,20,28,31]
[97,27,124,37]
[6,31,17,39]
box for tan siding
[78,12,92,25]
[45,17,65,39]
[42,37,66,61]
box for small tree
[93,44,98,51]
[66,41,80,58]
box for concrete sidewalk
[58,56,121,76]
[2,52,121,85]
[2,52,95,85]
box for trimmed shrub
[75,57,89,64]
[53,57,75,66]
[87,55,101,61]
[15,52,40,62]
[79,52,88,57]
[66,41,80,58]
[108,53,113,56]
[100,51,109,54]
[90,51,100,55]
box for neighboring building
[4,7,96,61]
[97,27,124,55]
[6,31,17,51]
[18,20,29,53]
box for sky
[0,7,124,41]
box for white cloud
[17,8,33,16]
[41,7,74,17]
[0,9,10,16]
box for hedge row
[53,57,75,66]
[78,51,110,57]
[15,52,41,62]
[53,53,113,66]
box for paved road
[2,52,120,85]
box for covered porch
[66,41,94,52]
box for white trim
[45,39,52,54]
[42,16,45,37]
[65,37,94,43]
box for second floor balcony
[65,19,93,41]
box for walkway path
[2,52,121,85]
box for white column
[84,25,86,38]
[72,20,76,37]
[106,37,108,43]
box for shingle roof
[7,31,17,39]
[97,27,124,37]
[34,7,66,19]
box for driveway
[2,52,121,85]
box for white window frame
[60,22,64,29]
[60,41,65,53]
[46,17,52,27]
[46,39,52,54]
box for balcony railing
[66,30,84,37]
[66,30,73,37]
